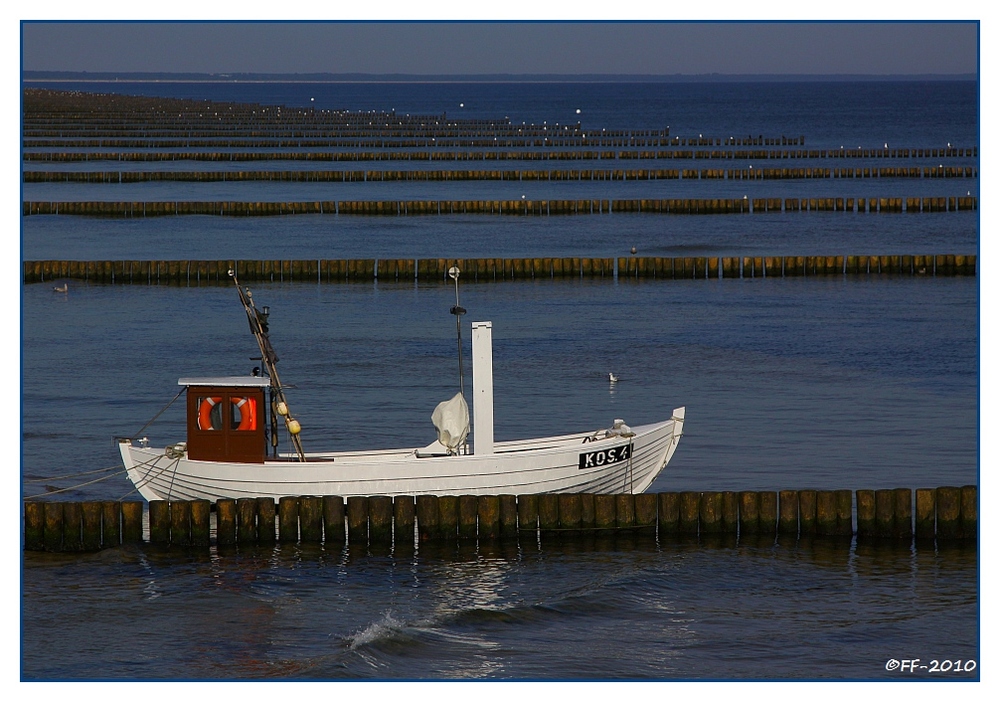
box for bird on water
[52,283,68,293]
[608,372,619,383]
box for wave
[346,611,413,650]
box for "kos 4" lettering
[578,444,632,469]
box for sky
[19,19,979,76]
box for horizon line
[22,70,978,83]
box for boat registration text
[578,443,632,469]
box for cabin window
[196,396,258,431]
[196,396,224,431]
[231,397,257,431]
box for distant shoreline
[21,71,978,84]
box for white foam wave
[347,610,407,649]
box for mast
[448,266,466,398]
[228,269,306,462]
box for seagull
[52,283,67,293]
[630,246,637,255]
[608,372,619,383]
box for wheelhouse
[181,376,271,463]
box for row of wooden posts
[20,147,976,162]
[21,166,978,183]
[20,195,979,218]
[22,254,977,286]
[19,136,820,149]
[23,486,977,552]
[24,129,810,149]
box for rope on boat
[163,452,180,500]
[129,387,185,440]
[127,452,181,497]
[22,464,121,483]
[116,484,142,501]
[21,467,130,500]
[623,439,635,494]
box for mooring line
[21,468,129,500]
[129,453,181,495]
[22,464,121,483]
[130,388,185,440]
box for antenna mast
[228,269,306,462]
[448,266,466,398]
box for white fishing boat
[118,269,685,501]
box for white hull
[120,409,685,501]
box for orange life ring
[232,397,256,431]
[198,397,223,431]
[198,396,257,431]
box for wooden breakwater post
[299,496,325,542]
[699,491,724,533]
[635,493,658,531]
[394,495,415,545]
[679,491,700,533]
[23,486,977,551]
[517,494,539,535]
[346,496,369,544]
[278,496,297,543]
[325,495,346,543]
[364,495,393,549]
[477,495,501,539]
[216,498,237,545]
[415,494,440,541]
[459,495,480,539]
[615,494,635,530]
[657,492,680,535]
[557,494,582,531]
[255,497,276,545]
[438,495,459,540]
[499,494,519,538]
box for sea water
[20,80,979,681]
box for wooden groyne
[21,195,978,218]
[22,254,977,286]
[20,149,979,163]
[23,89,978,164]
[22,486,977,552]
[22,166,979,183]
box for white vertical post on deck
[471,321,494,455]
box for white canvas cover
[431,392,470,452]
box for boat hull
[119,409,685,501]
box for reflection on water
[22,533,977,681]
